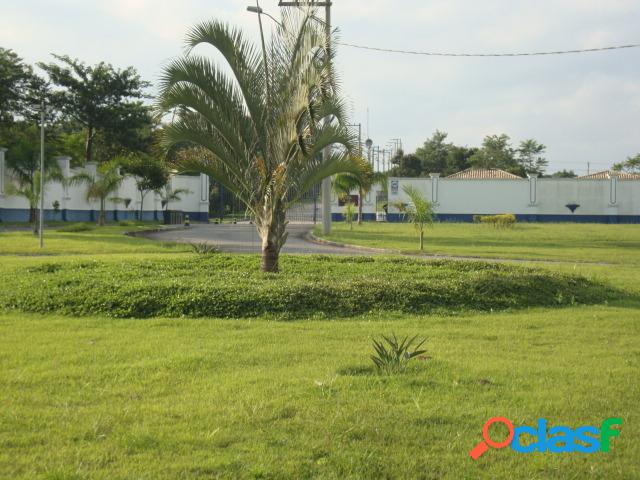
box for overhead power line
[336,41,640,57]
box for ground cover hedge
[0,255,619,318]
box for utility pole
[39,99,45,248]
[279,1,333,234]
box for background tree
[0,48,36,126]
[550,169,577,178]
[415,130,451,175]
[119,153,169,220]
[38,55,151,164]
[517,139,547,176]
[613,154,640,173]
[402,185,434,251]
[445,145,477,176]
[389,152,422,177]
[159,11,359,272]
[469,134,521,174]
[71,162,124,226]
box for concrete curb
[124,225,192,238]
[305,231,402,255]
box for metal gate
[286,183,321,223]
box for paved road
[146,223,368,255]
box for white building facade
[0,151,210,223]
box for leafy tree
[613,153,640,173]
[71,162,125,226]
[0,48,34,125]
[389,153,423,177]
[158,11,358,272]
[517,139,547,175]
[119,154,169,219]
[38,55,151,164]
[402,185,434,251]
[469,134,521,174]
[445,145,477,176]
[550,169,577,178]
[415,130,451,175]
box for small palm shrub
[190,242,220,255]
[371,334,427,375]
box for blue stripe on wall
[0,208,209,223]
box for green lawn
[315,222,640,264]
[0,223,638,479]
[1,308,638,479]
[0,223,189,255]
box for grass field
[0,222,638,479]
[0,223,189,255]
[315,222,640,264]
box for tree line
[0,47,187,226]
[388,130,640,178]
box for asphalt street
[145,223,368,255]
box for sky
[1,0,639,175]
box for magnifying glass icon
[469,417,515,460]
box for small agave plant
[371,334,427,375]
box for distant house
[446,168,523,180]
[579,170,640,180]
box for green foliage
[0,48,36,125]
[517,139,547,175]
[57,223,95,233]
[550,169,577,178]
[0,256,618,319]
[190,242,220,254]
[613,153,640,174]
[343,201,356,230]
[38,54,151,163]
[477,214,517,228]
[157,11,359,271]
[118,153,169,218]
[70,162,124,225]
[402,185,434,250]
[370,334,427,375]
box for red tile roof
[579,170,640,180]
[446,168,523,180]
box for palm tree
[402,185,434,251]
[157,185,192,211]
[6,167,63,234]
[158,9,358,272]
[71,162,125,226]
[334,157,387,224]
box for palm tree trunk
[258,206,287,273]
[358,187,363,225]
[419,229,424,251]
[99,198,106,226]
[139,190,145,221]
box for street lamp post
[39,99,45,248]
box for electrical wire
[336,42,640,57]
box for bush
[58,223,95,233]
[477,214,517,228]
[0,256,619,319]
